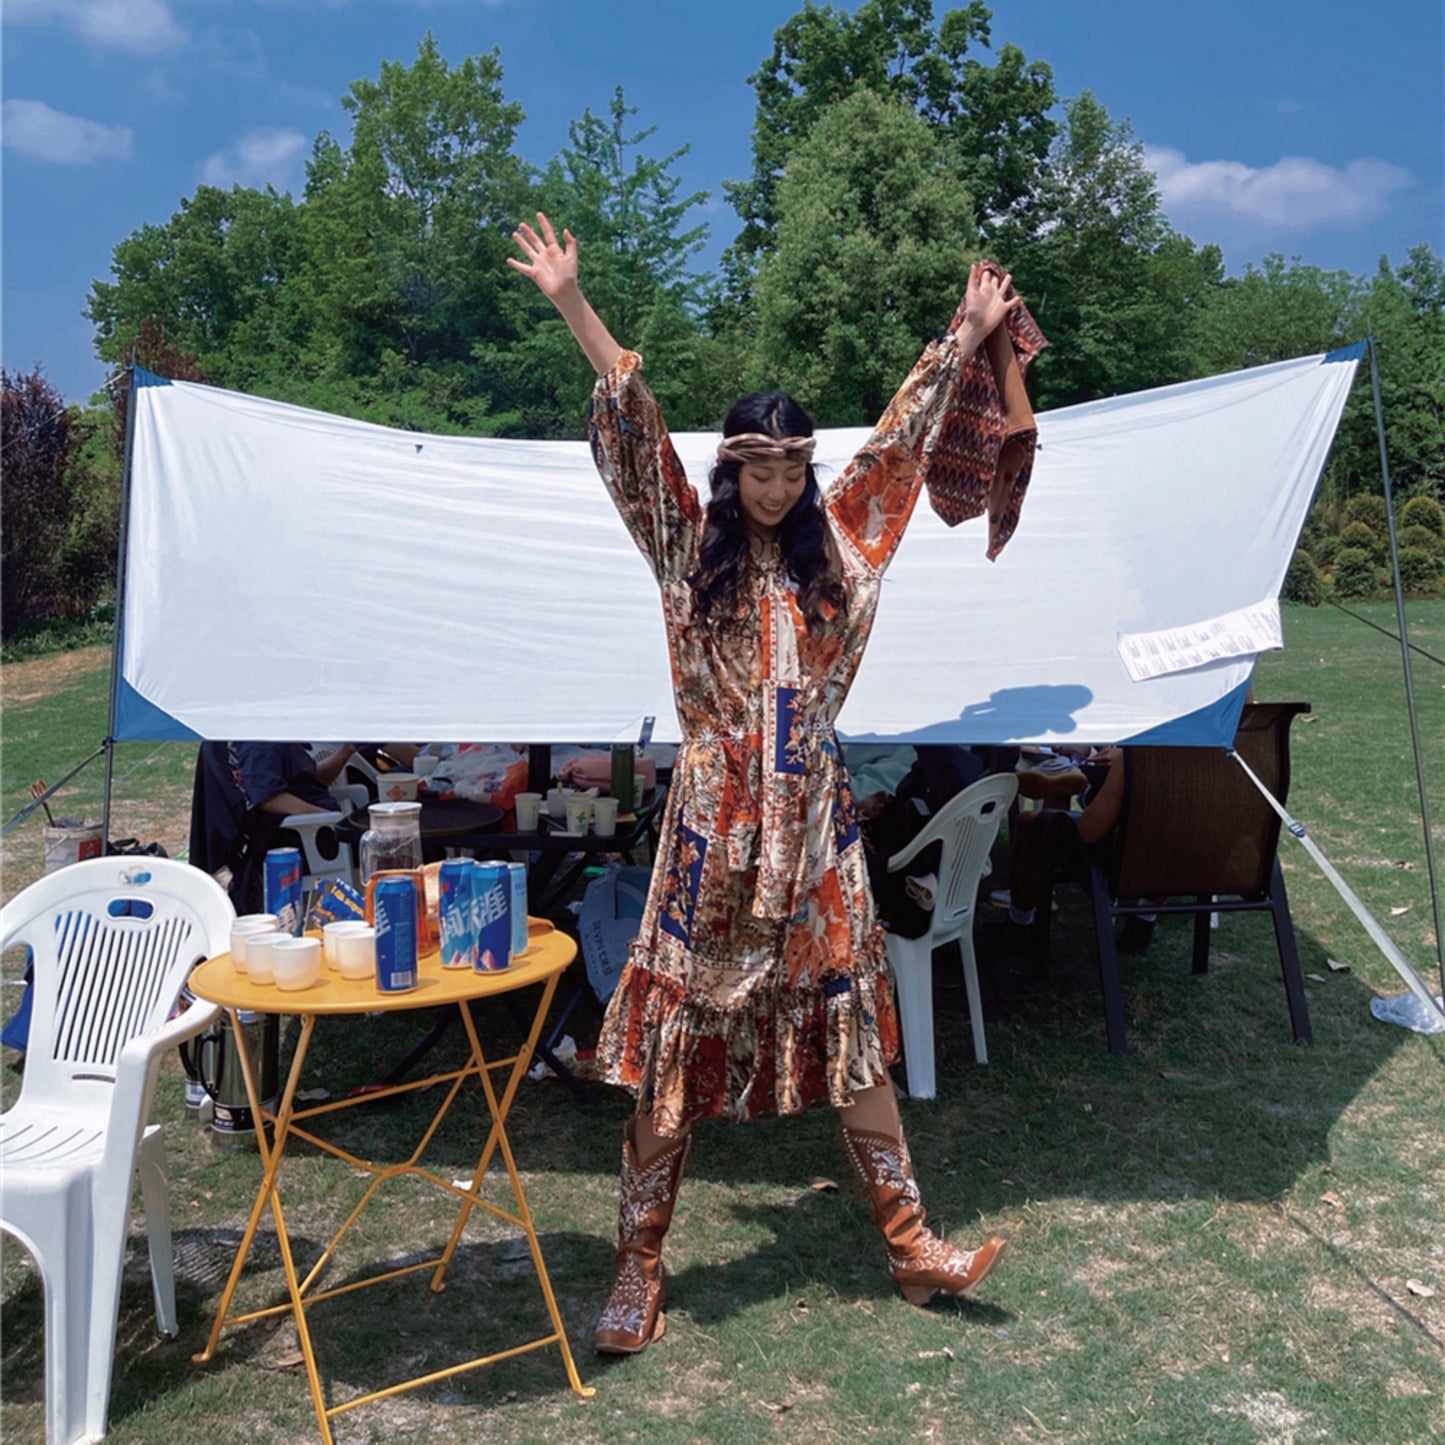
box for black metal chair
[1036,702,1313,1055]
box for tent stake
[1367,330,1445,1006]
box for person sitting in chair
[997,747,1157,954]
[190,741,359,911]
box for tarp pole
[1367,331,1445,1003]
[1231,750,1444,1023]
[101,358,139,846]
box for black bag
[105,837,169,858]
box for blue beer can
[498,861,529,959]
[264,847,303,936]
[471,862,511,972]
[373,876,418,992]
[438,858,476,970]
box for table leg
[193,1013,337,1442]
[431,981,594,1400]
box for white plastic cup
[336,926,377,980]
[244,930,293,986]
[323,919,372,970]
[593,797,620,836]
[230,914,280,972]
[412,755,440,779]
[515,792,542,830]
[547,787,568,821]
[379,773,419,802]
[563,795,591,835]
[272,936,322,991]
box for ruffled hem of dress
[596,930,901,1137]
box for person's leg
[595,1110,692,1354]
[837,1085,1006,1304]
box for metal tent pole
[1367,330,1445,1004]
[101,359,140,847]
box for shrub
[1339,520,1384,563]
[1344,494,1389,532]
[1332,546,1381,599]
[1398,546,1444,594]
[2,368,77,637]
[1400,495,1445,537]
[1310,535,1342,567]
[1399,525,1445,561]
[1283,550,1324,605]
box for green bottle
[610,744,635,809]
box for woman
[509,213,1036,1354]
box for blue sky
[4,0,1441,403]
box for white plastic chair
[279,809,356,894]
[882,773,1017,1097]
[0,857,234,1444]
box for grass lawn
[2,601,1443,1444]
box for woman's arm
[827,263,1021,572]
[507,213,623,376]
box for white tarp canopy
[117,346,1361,747]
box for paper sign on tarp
[117,346,1361,747]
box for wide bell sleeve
[827,278,1048,568]
[588,350,703,585]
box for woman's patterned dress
[588,304,1040,1137]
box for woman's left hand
[959,262,1021,341]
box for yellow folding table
[188,921,593,1441]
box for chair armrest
[281,811,349,870]
[328,783,369,814]
[101,998,223,1178]
[885,817,938,875]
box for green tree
[1343,246,1445,500]
[86,184,301,390]
[751,88,978,423]
[1012,92,1223,407]
[291,33,531,429]
[486,88,713,436]
[1188,252,1358,376]
[727,1,1055,276]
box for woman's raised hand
[960,261,1022,341]
[507,212,578,302]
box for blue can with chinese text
[471,862,511,972]
[438,858,476,970]
[497,861,528,959]
[373,876,418,992]
[264,847,303,936]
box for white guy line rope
[1230,749,1445,1026]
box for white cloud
[4,0,187,56]
[2,99,133,164]
[1145,145,1412,229]
[200,126,308,190]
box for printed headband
[715,432,817,466]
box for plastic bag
[1368,991,1445,1035]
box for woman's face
[737,457,808,540]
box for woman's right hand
[507,212,578,303]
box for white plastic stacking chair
[882,773,1017,1097]
[0,857,233,1444]
[279,809,356,894]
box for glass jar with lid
[359,801,423,883]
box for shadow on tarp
[843,681,1095,744]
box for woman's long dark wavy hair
[689,392,846,632]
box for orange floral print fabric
[587,309,1029,1137]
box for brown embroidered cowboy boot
[840,1123,1006,1305]
[594,1120,691,1354]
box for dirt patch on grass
[2,645,109,704]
